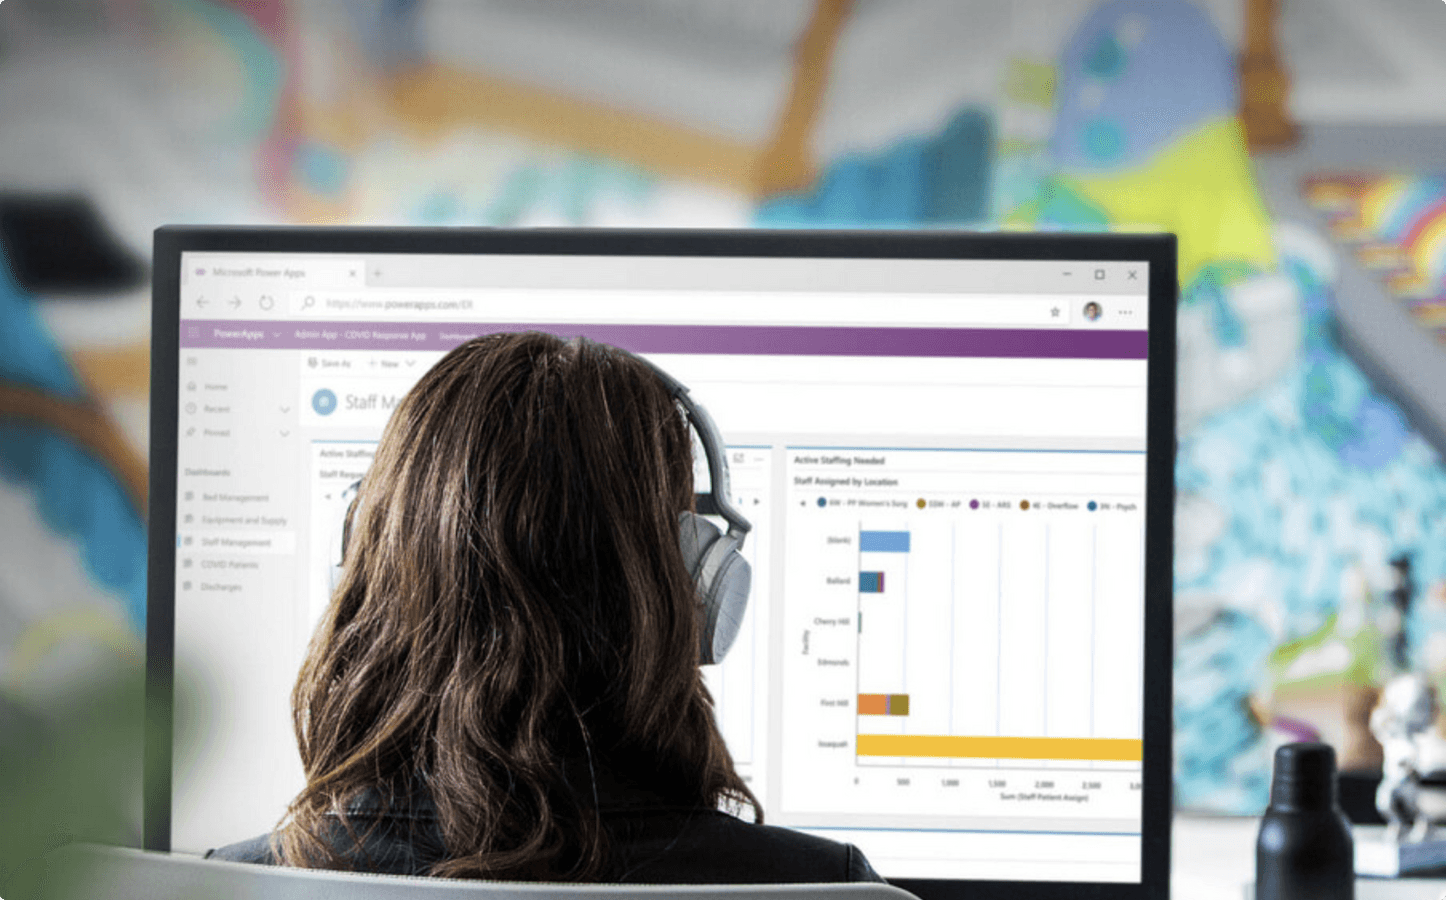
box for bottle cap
[1270,742,1338,809]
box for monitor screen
[160,234,1158,887]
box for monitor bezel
[148,226,1176,900]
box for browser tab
[188,256,365,288]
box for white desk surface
[1173,816,1259,900]
[1173,815,1446,900]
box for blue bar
[860,531,910,553]
[859,571,885,593]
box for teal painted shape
[294,142,351,198]
[1174,609,1273,811]
[1185,267,1248,348]
[1084,33,1128,79]
[1172,254,1446,811]
[0,247,145,629]
[756,109,993,227]
[1082,118,1126,165]
[483,164,546,226]
[1037,179,1111,229]
[174,0,284,142]
[417,190,461,224]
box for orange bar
[856,734,1143,762]
[857,694,888,715]
[857,694,910,715]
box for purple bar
[179,320,1148,360]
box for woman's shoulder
[206,808,887,884]
[608,808,886,884]
[206,813,445,877]
[206,833,278,865]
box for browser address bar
[287,290,1077,327]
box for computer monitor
[147,228,1176,900]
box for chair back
[39,844,921,900]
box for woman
[210,332,882,884]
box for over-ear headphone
[331,353,752,666]
[636,357,753,667]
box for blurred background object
[0,662,143,899]
[2,0,1446,861]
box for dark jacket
[208,782,883,885]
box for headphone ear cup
[700,540,751,665]
[679,512,752,666]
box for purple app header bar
[179,320,1148,360]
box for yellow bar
[856,734,1143,762]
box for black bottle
[1256,742,1354,900]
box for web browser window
[171,251,1149,883]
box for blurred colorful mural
[3,0,1446,825]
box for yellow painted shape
[856,734,1143,761]
[1003,59,1057,106]
[1059,117,1276,285]
[7,607,142,687]
[1359,176,1412,232]
[1409,212,1446,280]
[71,342,150,400]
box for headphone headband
[637,357,751,541]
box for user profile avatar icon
[312,388,338,416]
[1083,301,1103,322]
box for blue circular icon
[816,497,827,508]
[312,388,338,416]
[1088,501,1098,511]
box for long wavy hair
[275,332,758,880]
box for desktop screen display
[166,244,1152,884]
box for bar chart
[776,446,1149,824]
[854,518,1144,768]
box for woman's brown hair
[275,332,758,880]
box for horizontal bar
[858,694,888,716]
[858,694,911,716]
[860,531,911,553]
[287,289,1085,327]
[859,571,885,593]
[855,735,1143,761]
[179,320,1149,360]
